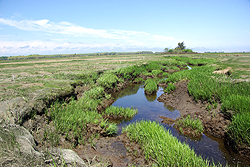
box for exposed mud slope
[75,133,152,167]
[157,80,231,139]
[0,124,85,167]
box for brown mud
[157,80,231,139]
[159,115,175,125]
[23,114,151,166]
[157,80,250,159]
[75,133,153,167]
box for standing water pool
[110,83,250,166]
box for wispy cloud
[0,18,179,55]
[0,18,177,41]
[0,18,157,40]
[0,18,114,38]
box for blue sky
[0,0,250,56]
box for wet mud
[75,133,152,167]
[157,80,231,139]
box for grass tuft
[144,79,157,94]
[228,111,250,146]
[123,120,215,167]
[164,83,176,93]
[175,115,204,137]
[48,86,117,144]
[103,106,138,118]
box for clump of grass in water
[123,120,217,167]
[144,79,157,94]
[175,115,204,137]
[102,106,138,118]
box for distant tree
[183,49,193,53]
[164,48,169,52]
[175,41,186,50]
[165,41,194,54]
[168,49,174,53]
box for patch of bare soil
[157,80,231,139]
[21,82,44,89]
[75,133,152,167]
[159,116,175,125]
[213,67,232,75]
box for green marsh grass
[169,56,216,66]
[176,115,204,136]
[144,79,157,94]
[97,72,120,89]
[134,77,144,83]
[228,111,250,146]
[164,83,176,93]
[162,72,170,77]
[103,106,138,118]
[113,60,187,80]
[48,86,117,144]
[165,57,250,147]
[151,70,163,77]
[169,66,180,71]
[123,120,216,167]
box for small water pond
[111,83,250,166]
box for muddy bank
[157,80,231,139]
[75,133,152,167]
[20,78,141,166]
[157,80,250,159]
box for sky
[0,0,250,56]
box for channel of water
[110,83,250,166]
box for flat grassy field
[0,54,161,102]
[1,53,249,102]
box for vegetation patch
[102,106,138,119]
[164,42,193,53]
[123,120,215,167]
[174,115,204,137]
[96,72,120,89]
[227,111,250,147]
[151,70,163,77]
[47,86,117,146]
[169,56,216,66]
[163,56,250,152]
[162,72,169,77]
[134,77,144,83]
[144,79,157,95]
[164,83,176,93]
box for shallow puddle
[111,83,250,166]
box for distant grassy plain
[1,52,249,102]
[0,54,159,102]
